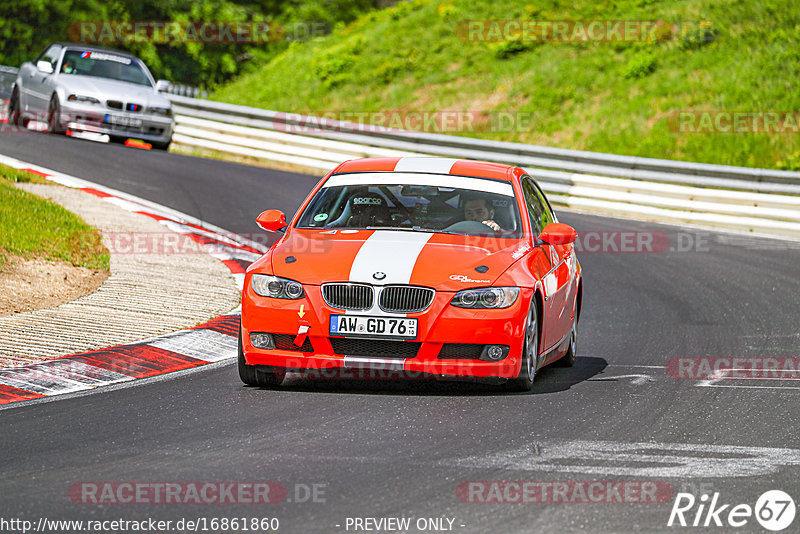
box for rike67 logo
[668,490,796,531]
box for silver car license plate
[105,114,142,128]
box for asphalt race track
[1,132,800,533]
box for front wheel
[508,300,538,392]
[238,328,284,387]
[555,320,577,367]
[47,95,66,134]
[8,88,21,126]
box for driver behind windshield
[463,196,501,231]
[345,191,392,228]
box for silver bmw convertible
[8,42,175,150]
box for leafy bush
[310,37,365,87]
[623,52,658,78]
[678,19,717,50]
[490,38,534,59]
[0,0,389,88]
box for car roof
[52,42,139,60]
[332,157,521,182]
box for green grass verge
[0,164,110,271]
[0,165,50,184]
[213,0,800,170]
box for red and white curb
[0,154,266,407]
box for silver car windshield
[60,50,152,87]
[296,175,523,238]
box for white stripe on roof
[324,172,514,196]
[393,157,459,174]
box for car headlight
[148,106,173,117]
[450,287,519,309]
[67,94,100,104]
[251,274,304,299]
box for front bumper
[58,101,174,143]
[241,283,532,380]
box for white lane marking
[324,172,514,196]
[589,374,654,385]
[104,196,155,214]
[696,367,800,391]
[207,249,261,264]
[232,273,245,290]
[349,230,433,285]
[607,364,666,369]
[441,440,800,478]
[0,360,133,395]
[148,329,238,363]
[393,157,459,174]
[698,384,800,390]
[159,220,261,257]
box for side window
[521,177,546,235]
[532,181,556,227]
[37,45,61,70]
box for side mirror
[256,209,287,233]
[36,60,54,75]
[155,79,171,92]
[537,222,577,245]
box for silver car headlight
[148,106,173,117]
[67,94,100,104]
[251,274,304,299]
[451,287,519,309]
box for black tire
[555,319,577,367]
[508,300,539,392]
[47,95,66,134]
[237,328,284,387]
[151,139,171,151]
[8,87,21,127]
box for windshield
[295,173,523,238]
[60,50,152,87]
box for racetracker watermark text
[669,111,800,134]
[69,481,326,504]
[457,19,676,42]
[667,357,800,380]
[68,230,708,255]
[68,21,292,44]
[457,480,673,503]
[273,111,535,134]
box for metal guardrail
[167,95,800,239]
[159,83,207,99]
[168,95,800,194]
[1,61,797,238]
[0,66,19,99]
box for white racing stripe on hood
[349,231,433,284]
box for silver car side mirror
[36,60,54,75]
[155,79,171,92]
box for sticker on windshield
[314,213,329,222]
[80,51,131,64]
